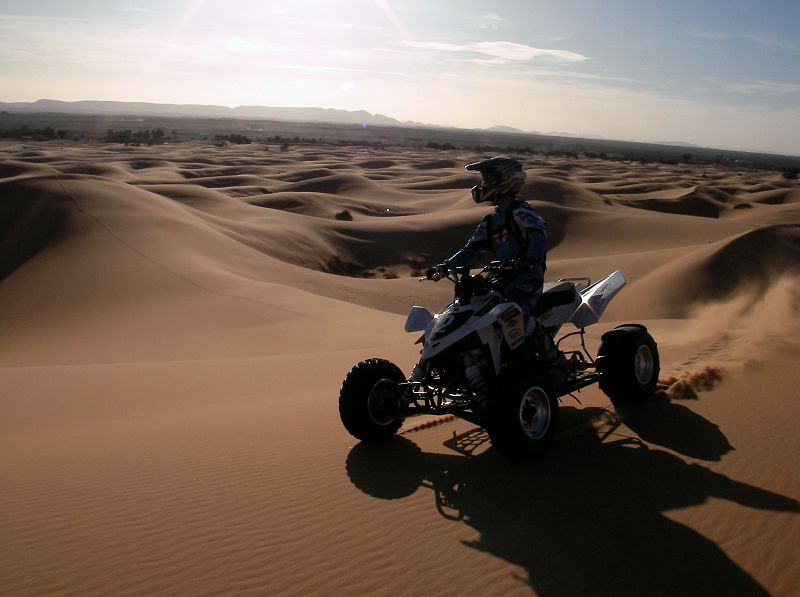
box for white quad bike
[339,262,659,460]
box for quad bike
[339,261,659,460]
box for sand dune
[1,140,798,596]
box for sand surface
[1,141,799,596]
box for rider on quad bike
[339,155,661,459]
[428,156,550,347]
[340,158,661,460]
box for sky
[1,0,799,155]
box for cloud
[402,40,588,63]
[473,12,504,30]
[724,78,800,96]
[221,39,290,54]
[472,41,587,62]
[685,28,730,41]
[481,12,504,22]
[277,64,364,74]
[744,33,800,54]
[686,29,800,53]
[330,22,386,31]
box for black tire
[596,324,660,407]
[488,371,559,460]
[339,358,406,442]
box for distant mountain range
[0,99,543,138]
[0,99,434,128]
[1,99,776,155]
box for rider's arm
[513,202,547,267]
[444,218,491,269]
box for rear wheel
[597,325,660,407]
[339,358,406,441]
[488,371,559,460]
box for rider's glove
[510,257,536,272]
[426,263,448,281]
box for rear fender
[570,270,626,328]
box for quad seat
[532,282,579,318]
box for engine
[422,333,492,400]
[441,334,492,395]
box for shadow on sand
[346,405,798,596]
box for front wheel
[596,324,660,407]
[339,358,406,442]
[488,372,559,460]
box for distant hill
[486,125,529,134]
[0,99,426,127]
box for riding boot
[529,323,559,363]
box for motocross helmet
[465,156,526,205]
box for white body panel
[405,271,625,373]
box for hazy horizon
[1,0,798,155]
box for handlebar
[420,260,527,283]
[421,266,464,283]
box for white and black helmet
[466,156,526,204]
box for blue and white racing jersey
[445,198,547,270]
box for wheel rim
[367,379,399,426]
[518,386,551,439]
[634,345,655,385]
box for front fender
[405,306,434,335]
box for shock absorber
[462,352,486,395]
